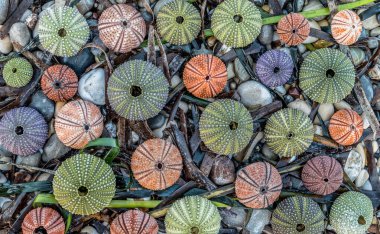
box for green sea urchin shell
[199,99,253,155]
[3,58,33,88]
[264,108,313,157]
[299,48,355,103]
[330,191,373,234]
[271,196,325,234]
[38,6,90,57]
[157,0,201,45]
[53,154,116,215]
[211,0,262,48]
[165,196,221,234]
[107,60,169,120]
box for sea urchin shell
[256,50,294,87]
[55,99,104,149]
[165,196,221,234]
[328,109,363,146]
[22,207,65,234]
[53,153,116,215]
[301,156,343,195]
[331,10,362,46]
[3,57,33,88]
[235,162,282,208]
[98,4,146,53]
[38,6,90,57]
[277,13,310,46]
[183,54,227,98]
[199,99,253,155]
[271,196,325,234]
[131,138,183,191]
[211,0,262,48]
[110,210,158,234]
[157,0,201,45]
[264,108,314,157]
[0,107,48,156]
[299,48,355,103]
[107,60,169,120]
[41,65,78,102]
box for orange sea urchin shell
[41,65,78,102]
[22,207,65,234]
[235,162,282,208]
[131,138,183,190]
[277,13,310,46]
[331,10,362,45]
[55,99,104,149]
[110,210,159,234]
[98,4,146,53]
[183,54,227,98]
[329,109,363,146]
[302,156,343,195]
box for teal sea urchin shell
[299,48,355,103]
[199,99,253,155]
[271,196,325,234]
[165,196,221,234]
[53,154,116,215]
[330,191,373,234]
[3,57,33,88]
[264,108,314,157]
[107,60,169,120]
[157,0,201,45]
[38,6,90,57]
[211,0,262,48]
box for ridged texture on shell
[299,48,355,103]
[107,60,169,120]
[235,162,282,208]
[271,196,325,234]
[3,57,33,88]
[330,191,373,234]
[38,6,90,57]
[165,196,221,234]
[331,10,362,46]
[53,154,116,215]
[0,107,48,156]
[98,4,146,53]
[277,13,310,46]
[211,0,262,48]
[55,99,104,149]
[265,108,313,157]
[156,0,201,45]
[110,210,158,234]
[131,139,183,190]
[328,109,363,146]
[22,207,65,234]
[183,54,227,98]
[301,156,343,195]
[41,65,78,102]
[256,50,294,87]
[199,99,253,155]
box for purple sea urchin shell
[256,50,294,87]
[0,107,48,156]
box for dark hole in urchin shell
[190,227,199,234]
[358,215,366,225]
[292,29,297,34]
[78,186,88,196]
[325,69,335,78]
[130,85,142,97]
[122,20,129,27]
[34,226,48,234]
[12,68,17,73]
[176,16,184,24]
[350,124,356,131]
[286,132,294,139]
[84,124,90,131]
[53,81,62,89]
[156,162,164,170]
[260,186,268,194]
[229,121,238,130]
[15,126,24,135]
[205,75,210,81]
[273,67,280,73]
[233,14,243,23]
[58,28,67,37]
[323,178,329,182]
[296,224,305,232]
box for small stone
[303,20,320,44]
[36,172,51,181]
[80,226,99,234]
[90,36,107,57]
[105,121,116,138]
[258,25,273,45]
[246,209,272,234]
[237,80,272,110]
[372,140,379,153]
[227,62,235,79]
[234,58,250,82]
[29,91,55,121]
[42,1,54,10]
[0,156,12,171]
[0,0,9,24]
[20,9,32,22]
[78,68,105,105]
[350,48,365,66]
[131,131,139,144]
[287,99,311,115]
[368,38,379,49]
[210,157,236,185]
[361,113,370,129]
[275,86,286,95]
[16,152,41,169]
[361,180,372,191]
[42,134,71,162]
[372,27,380,37]
[344,150,363,182]
[0,197,11,211]
[171,75,181,88]
[361,13,379,30]
[207,36,217,47]
[297,44,306,54]
[262,143,278,161]
[152,118,168,138]
[9,22,31,49]
[141,10,153,22]
[178,101,188,113]
[314,103,334,124]
[147,114,166,130]
[220,208,247,228]
[360,76,374,102]
[333,100,352,110]
[74,0,94,14]
[368,65,380,80]
[355,169,369,187]
[0,34,12,54]
[303,0,325,20]
[318,19,329,27]
[230,81,237,90]
[0,172,7,183]
[61,48,95,76]
[314,125,323,135]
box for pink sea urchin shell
[110,210,158,234]
[331,10,362,45]
[22,207,65,234]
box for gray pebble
[42,134,71,162]
[0,0,9,24]
[360,75,374,102]
[9,22,31,49]
[29,91,55,121]
[258,25,273,45]
[78,68,106,105]
[16,152,41,170]
[148,114,166,130]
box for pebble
[367,38,379,49]
[0,0,9,24]
[148,114,166,130]
[361,180,372,191]
[78,68,105,105]
[178,101,188,113]
[246,209,272,234]
[0,172,6,183]
[80,226,99,234]
[210,157,236,185]
[234,58,250,82]
[318,19,329,27]
[105,121,116,138]
[141,10,153,22]
[368,65,380,80]
[227,62,235,79]
[237,81,273,110]
[344,150,363,182]
[294,0,304,12]
[16,153,41,170]
[314,125,323,135]
[0,34,12,54]
[303,20,320,44]
[372,140,379,153]
[361,13,380,30]
[29,91,55,121]
[355,169,369,187]
[350,48,365,66]
[275,86,286,95]
[20,9,32,22]
[171,75,181,88]
[61,48,95,76]
[370,27,380,37]
[152,118,168,138]
[0,197,11,212]
[220,208,247,228]
[33,51,52,66]
[314,103,334,124]
[262,144,278,161]
[297,44,306,54]
[230,81,237,90]
[287,99,311,115]
[303,0,325,21]
[131,131,139,144]
[90,36,107,58]
[361,113,370,129]
[36,172,51,181]
[42,134,71,162]
[258,25,273,45]
[9,22,31,49]
[0,156,12,171]
[333,100,351,110]
[360,76,374,102]
[42,1,54,10]
[74,0,94,14]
